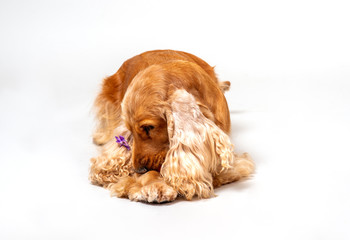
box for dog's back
[100,50,219,103]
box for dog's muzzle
[135,167,148,174]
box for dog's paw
[108,176,137,198]
[129,181,178,203]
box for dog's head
[122,63,234,189]
[121,65,170,173]
[124,109,169,173]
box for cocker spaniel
[89,50,254,203]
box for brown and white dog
[89,50,254,203]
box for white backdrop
[1,0,349,239]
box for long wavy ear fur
[161,89,235,200]
[89,124,133,186]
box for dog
[89,50,254,203]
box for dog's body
[90,50,254,202]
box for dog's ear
[89,124,133,186]
[161,89,235,200]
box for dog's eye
[141,125,154,136]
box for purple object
[115,135,131,151]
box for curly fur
[89,50,254,203]
[162,89,236,199]
[89,125,133,186]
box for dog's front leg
[109,171,178,203]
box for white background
[1,0,349,239]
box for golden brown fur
[89,50,254,202]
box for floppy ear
[161,89,235,200]
[89,124,133,186]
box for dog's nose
[135,167,148,174]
